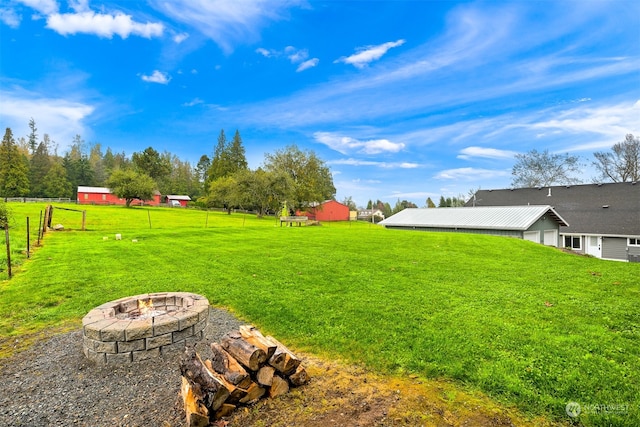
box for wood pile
[179,325,310,426]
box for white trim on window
[629,237,640,247]
[563,235,582,250]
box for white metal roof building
[379,206,568,246]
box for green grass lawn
[1,203,638,426]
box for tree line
[0,120,336,215]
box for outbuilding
[298,200,350,221]
[379,205,568,247]
[165,195,191,207]
[77,186,161,206]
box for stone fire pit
[82,292,210,364]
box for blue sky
[1,0,639,207]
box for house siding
[525,216,561,246]
[602,237,628,261]
[386,226,522,238]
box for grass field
[1,202,638,426]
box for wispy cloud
[457,146,518,160]
[173,32,189,43]
[314,132,405,155]
[329,158,419,169]
[297,58,319,72]
[141,70,171,84]
[16,0,58,16]
[0,89,94,150]
[335,39,405,69]
[183,98,204,107]
[434,167,509,181]
[150,0,305,53]
[0,7,21,28]
[46,11,164,38]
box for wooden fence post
[26,217,30,259]
[4,224,11,279]
[82,210,86,231]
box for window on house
[84,194,88,200]
[102,194,106,201]
[629,238,640,246]
[564,235,581,250]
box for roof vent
[602,205,609,208]
[547,188,552,197]
[597,183,603,187]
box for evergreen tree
[208,129,229,182]
[132,147,171,181]
[43,162,72,198]
[0,128,30,197]
[28,118,38,154]
[228,130,248,174]
[29,141,51,197]
[426,197,436,208]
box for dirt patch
[222,354,562,427]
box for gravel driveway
[0,308,245,427]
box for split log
[256,365,275,387]
[269,375,290,398]
[180,376,209,427]
[288,364,309,387]
[209,343,252,389]
[204,360,247,404]
[220,331,267,371]
[215,403,236,419]
[239,325,277,359]
[180,346,230,411]
[265,335,301,375]
[238,381,266,405]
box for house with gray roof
[379,205,568,247]
[466,182,640,262]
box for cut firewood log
[209,343,252,389]
[288,364,309,387]
[180,346,230,411]
[220,331,267,371]
[215,403,236,419]
[239,325,277,359]
[238,381,266,405]
[181,376,209,427]
[265,335,301,375]
[256,365,275,387]
[269,375,290,398]
[204,360,247,404]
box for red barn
[298,200,350,221]
[77,186,161,206]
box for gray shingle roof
[466,182,640,236]
[379,205,567,230]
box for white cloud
[296,58,319,72]
[183,98,204,107]
[457,146,518,160]
[314,132,405,155]
[141,70,171,84]
[0,7,21,28]
[16,0,58,15]
[0,89,94,151]
[173,32,189,43]
[434,167,509,181]
[329,158,419,169]
[335,39,405,69]
[46,11,164,39]
[150,0,304,53]
[255,47,272,57]
[68,0,90,13]
[286,46,308,63]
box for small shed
[298,200,350,221]
[379,205,568,246]
[166,195,192,207]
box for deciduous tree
[511,149,582,188]
[107,169,156,207]
[263,145,335,211]
[592,134,639,182]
